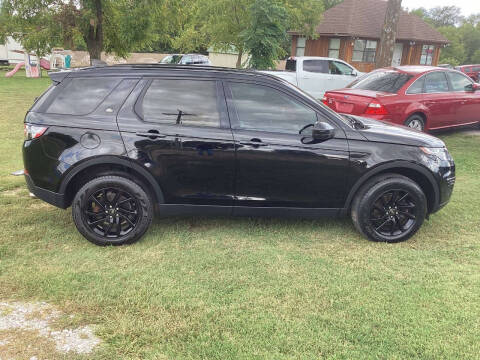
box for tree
[0,0,158,65]
[178,0,323,68]
[426,6,463,27]
[375,0,402,69]
[242,0,287,69]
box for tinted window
[406,76,425,94]
[473,66,480,72]
[448,72,473,91]
[303,60,328,74]
[142,80,220,127]
[425,72,449,93]
[329,61,353,75]
[229,82,317,134]
[286,59,297,71]
[348,71,412,93]
[47,78,119,115]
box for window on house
[296,37,306,57]
[420,45,435,65]
[352,40,377,63]
[328,38,341,58]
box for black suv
[23,65,455,245]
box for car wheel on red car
[404,115,425,132]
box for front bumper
[25,174,67,209]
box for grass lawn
[0,72,479,359]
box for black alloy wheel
[72,176,153,245]
[351,173,427,243]
[84,187,140,238]
[369,189,417,239]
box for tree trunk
[375,0,402,69]
[85,0,103,65]
[236,48,244,69]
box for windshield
[347,71,413,93]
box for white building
[0,36,28,64]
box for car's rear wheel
[351,174,427,243]
[404,115,425,131]
[72,176,153,246]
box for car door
[422,71,457,129]
[297,59,330,99]
[446,71,480,125]
[117,77,235,208]
[224,80,350,211]
[328,60,358,90]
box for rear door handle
[136,130,166,139]
[240,139,268,147]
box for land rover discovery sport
[23,65,455,245]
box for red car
[322,66,480,132]
[455,64,480,82]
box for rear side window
[141,79,220,127]
[285,59,297,71]
[473,66,480,72]
[425,72,449,93]
[46,78,120,115]
[303,60,328,74]
[406,76,425,94]
[348,71,412,93]
[448,72,473,91]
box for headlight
[420,147,453,162]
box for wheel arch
[405,111,427,127]
[59,156,165,208]
[345,161,439,214]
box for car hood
[345,115,445,148]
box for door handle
[239,138,268,147]
[135,130,166,139]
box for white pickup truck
[262,56,363,99]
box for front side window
[448,72,473,92]
[425,72,449,93]
[142,79,220,127]
[348,71,412,93]
[352,40,377,63]
[47,77,120,115]
[229,82,317,134]
[328,38,341,58]
[329,61,353,75]
[296,37,306,57]
[420,45,435,65]
[303,60,328,73]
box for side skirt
[157,204,344,218]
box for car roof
[291,56,346,62]
[48,64,289,85]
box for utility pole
[375,0,402,68]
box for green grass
[0,72,479,359]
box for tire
[404,114,425,132]
[72,175,153,246]
[351,174,427,243]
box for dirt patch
[0,302,100,358]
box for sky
[402,0,480,17]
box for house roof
[290,0,448,44]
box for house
[0,37,25,64]
[289,0,449,73]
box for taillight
[321,96,328,105]
[364,101,388,115]
[24,124,48,140]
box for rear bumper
[25,174,67,209]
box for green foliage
[242,0,287,70]
[0,0,61,57]
[410,5,480,66]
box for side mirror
[351,71,358,76]
[312,122,335,141]
[465,83,480,92]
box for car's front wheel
[72,176,153,246]
[351,174,427,243]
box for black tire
[351,174,427,243]
[404,114,425,132]
[72,175,153,246]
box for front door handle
[136,130,166,139]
